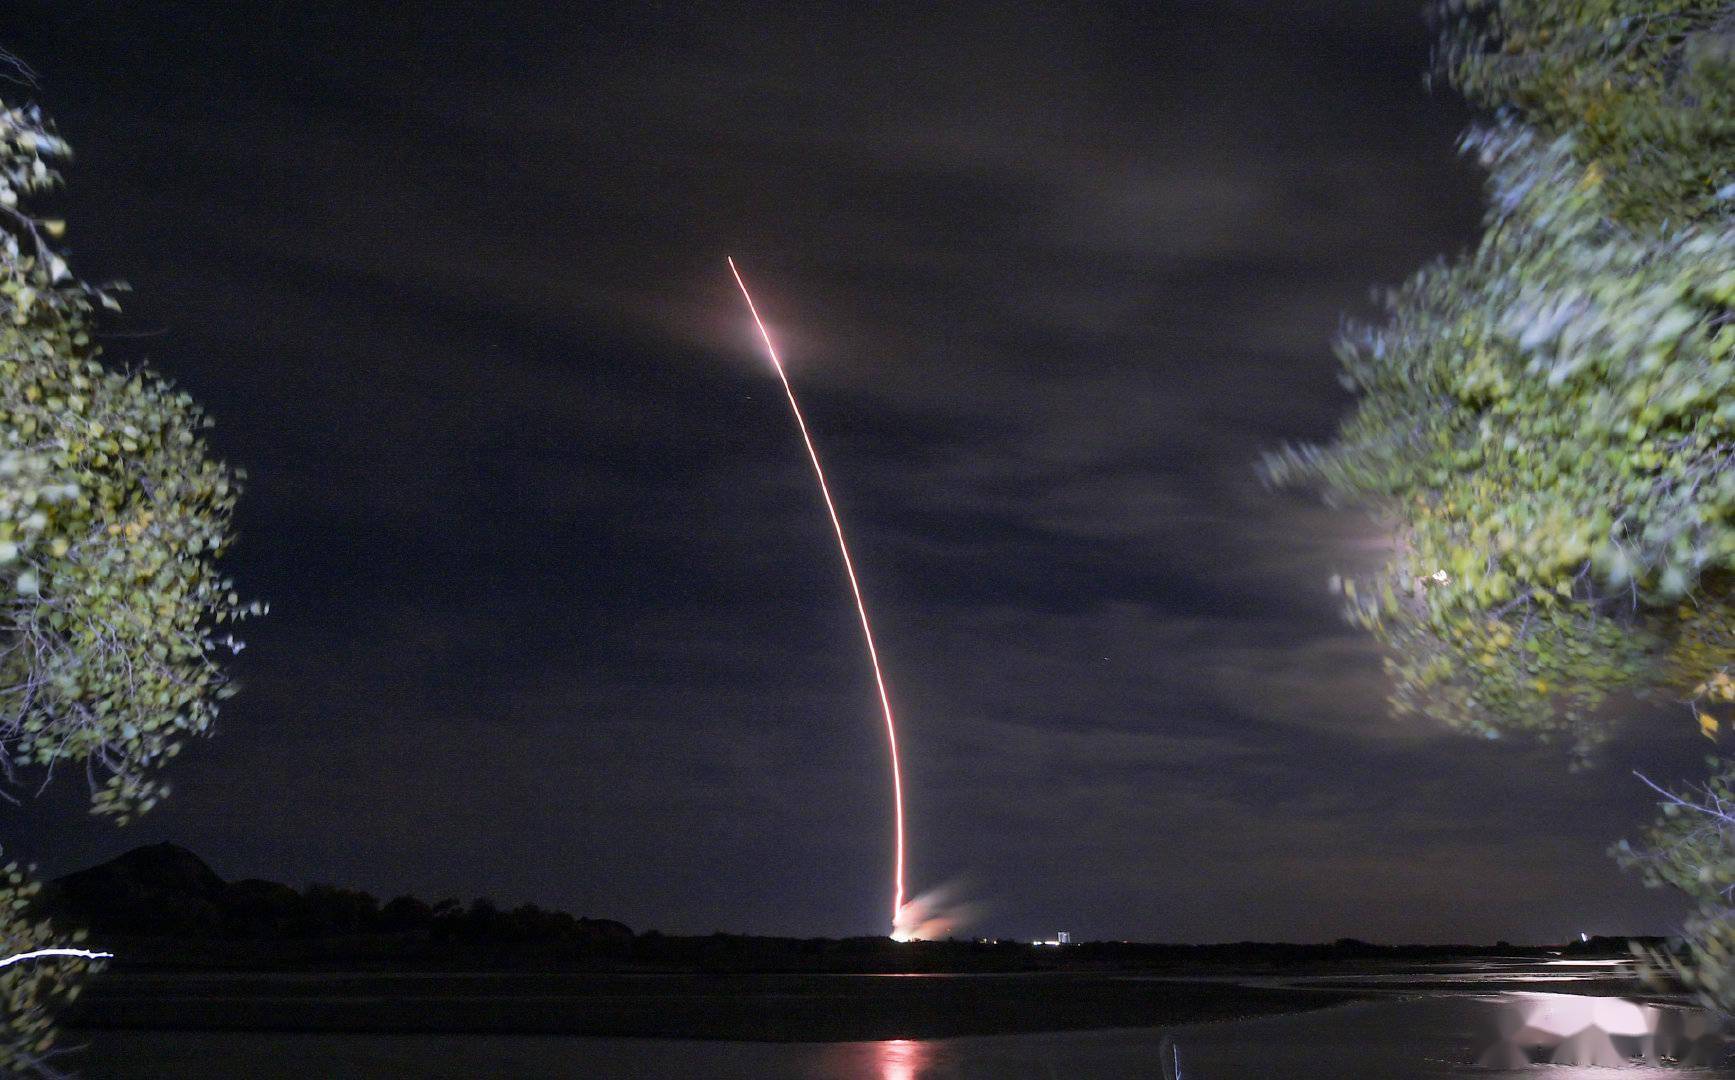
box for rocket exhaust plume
[891,879,982,942]
[726,257,909,936]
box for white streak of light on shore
[0,947,111,969]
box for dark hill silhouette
[48,841,226,936]
[39,843,633,953]
[57,841,224,899]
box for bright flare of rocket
[726,257,909,935]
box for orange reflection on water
[876,1038,932,1080]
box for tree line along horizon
[44,842,636,946]
[32,840,1654,951]
[1,0,1734,1071]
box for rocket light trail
[726,256,909,935]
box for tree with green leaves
[1,101,258,821]
[1266,0,1734,1006]
[0,90,256,1072]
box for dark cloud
[0,1,1709,942]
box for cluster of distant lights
[986,930,1621,955]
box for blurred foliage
[1439,0,1735,224]
[1266,0,1735,759]
[1267,122,1735,758]
[1267,0,1735,1009]
[0,856,101,1079]
[0,100,258,824]
[1613,752,1735,1012]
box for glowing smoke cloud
[726,257,910,936]
[890,880,982,942]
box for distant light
[1580,931,1589,943]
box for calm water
[68,960,1735,1078]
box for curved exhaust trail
[726,257,907,933]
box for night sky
[0,2,1715,943]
